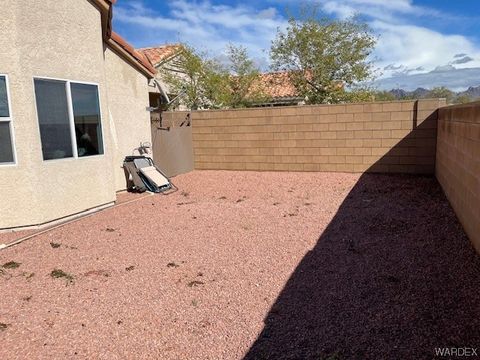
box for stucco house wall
[0,0,153,229]
[104,47,152,191]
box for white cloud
[318,0,480,80]
[114,0,287,68]
[372,20,480,76]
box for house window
[71,83,103,157]
[0,75,16,164]
[34,78,104,161]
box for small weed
[50,269,74,283]
[347,239,360,254]
[0,269,12,280]
[22,296,32,302]
[192,216,197,219]
[273,202,280,206]
[167,262,179,268]
[22,272,35,280]
[84,270,110,277]
[117,320,123,325]
[236,199,244,203]
[125,266,135,271]
[181,191,189,197]
[177,201,195,206]
[2,261,20,269]
[187,280,205,287]
[197,272,203,277]
[219,196,227,200]
[191,299,198,307]
[0,323,8,331]
[106,228,116,232]
[50,242,61,249]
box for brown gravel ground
[0,171,479,360]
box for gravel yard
[0,170,479,359]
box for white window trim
[32,76,106,163]
[0,74,17,167]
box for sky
[113,0,480,91]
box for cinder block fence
[436,101,480,252]
[163,99,445,174]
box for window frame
[32,76,105,163]
[0,74,17,166]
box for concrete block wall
[175,99,445,174]
[437,102,480,252]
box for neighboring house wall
[164,99,444,174]
[437,102,480,252]
[153,61,189,111]
[0,0,152,229]
[138,46,189,111]
[104,47,152,191]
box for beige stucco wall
[0,0,151,228]
[104,48,152,191]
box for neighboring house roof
[138,45,183,67]
[256,71,301,100]
[245,71,303,104]
[91,0,156,78]
[251,71,344,103]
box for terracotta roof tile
[247,71,301,100]
[256,71,300,99]
[251,71,343,101]
[138,45,183,67]
[110,32,156,75]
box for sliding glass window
[0,75,16,164]
[34,78,104,160]
[71,83,103,157]
[34,79,73,160]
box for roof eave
[90,0,114,39]
[88,1,156,78]
[107,36,156,78]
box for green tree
[201,58,231,109]
[224,44,265,108]
[270,8,376,104]
[160,45,228,110]
[428,87,455,104]
[454,94,473,104]
[372,90,396,101]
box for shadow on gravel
[244,108,480,359]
